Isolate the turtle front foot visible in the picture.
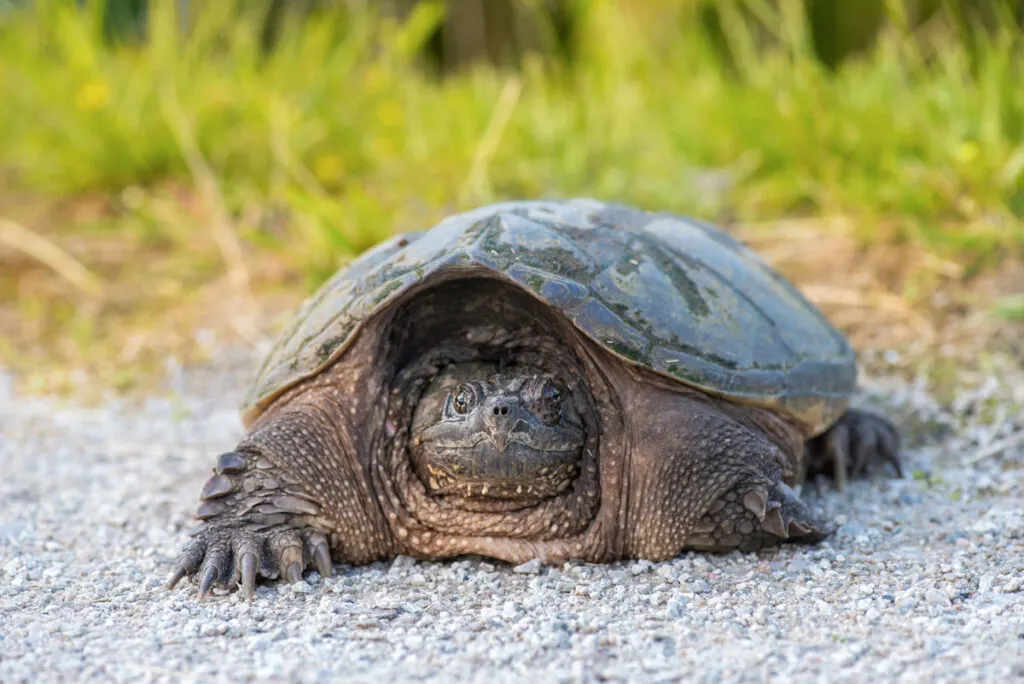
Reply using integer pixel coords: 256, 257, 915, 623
168, 451, 333, 600
168, 522, 332, 600
806, 409, 902, 490
686, 480, 833, 552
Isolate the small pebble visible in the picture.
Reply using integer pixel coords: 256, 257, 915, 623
631, 560, 653, 575
513, 559, 543, 575
656, 565, 678, 581
390, 555, 417, 573
925, 589, 950, 606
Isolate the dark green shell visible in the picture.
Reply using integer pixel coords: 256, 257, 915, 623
242, 199, 855, 434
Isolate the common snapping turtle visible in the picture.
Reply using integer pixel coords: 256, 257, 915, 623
169, 199, 901, 598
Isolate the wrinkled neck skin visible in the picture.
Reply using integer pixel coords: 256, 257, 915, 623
377, 277, 609, 544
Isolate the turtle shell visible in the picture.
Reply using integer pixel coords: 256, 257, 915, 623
242, 199, 855, 434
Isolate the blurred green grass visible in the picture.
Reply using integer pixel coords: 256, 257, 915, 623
0, 1, 1023, 394
2, 0, 1022, 284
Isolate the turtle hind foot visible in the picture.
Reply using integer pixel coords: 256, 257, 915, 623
805, 409, 902, 491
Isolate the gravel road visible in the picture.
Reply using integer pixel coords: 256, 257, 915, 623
1, 352, 1022, 683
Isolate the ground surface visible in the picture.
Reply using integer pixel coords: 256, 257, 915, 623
1, 351, 1022, 684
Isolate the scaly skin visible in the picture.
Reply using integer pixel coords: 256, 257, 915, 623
168, 279, 901, 599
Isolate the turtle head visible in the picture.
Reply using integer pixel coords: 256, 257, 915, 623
409, 363, 585, 501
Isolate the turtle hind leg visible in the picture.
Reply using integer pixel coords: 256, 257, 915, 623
805, 409, 902, 491
684, 480, 834, 553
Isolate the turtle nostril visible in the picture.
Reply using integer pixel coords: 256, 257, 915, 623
492, 405, 510, 416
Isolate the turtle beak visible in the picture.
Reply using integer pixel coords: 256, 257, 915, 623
491, 428, 514, 452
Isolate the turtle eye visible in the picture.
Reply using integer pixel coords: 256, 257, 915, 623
450, 385, 474, 416
531, 379, 564, 426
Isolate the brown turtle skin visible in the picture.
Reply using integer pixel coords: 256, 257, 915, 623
168, 200, 901, 599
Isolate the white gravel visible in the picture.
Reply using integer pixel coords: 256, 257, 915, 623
1, 354, 1022, 683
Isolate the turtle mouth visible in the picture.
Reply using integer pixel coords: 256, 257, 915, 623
414, 442, 582, 500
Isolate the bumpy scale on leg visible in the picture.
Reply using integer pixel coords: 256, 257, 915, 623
805, 408, 902, 491
168, 450, 333, 599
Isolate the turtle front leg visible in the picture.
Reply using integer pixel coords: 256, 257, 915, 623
678, 409, 902, 552
168, 409, 391, 599
805, 409, 902, 491
622, 389, 831, 559
168, 447, 334, 599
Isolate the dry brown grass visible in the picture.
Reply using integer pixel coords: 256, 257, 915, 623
2, 199, 1020, 402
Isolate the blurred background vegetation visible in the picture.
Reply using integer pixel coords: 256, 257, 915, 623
0, 0, 1022, 393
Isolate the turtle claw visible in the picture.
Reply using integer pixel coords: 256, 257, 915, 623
198, 562, 220, 598
196, 542, 231, 598
168, 538, 204, 590
284, 562, 303, 584
789, 520, 813, 536
238, 551, 259, 600
742, 488, 768, 520
762, 482, 831, 542
270, 531, 306, 584
308, 533, 333, 579
762, 507, 787, 537
167, 565, 189, 591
